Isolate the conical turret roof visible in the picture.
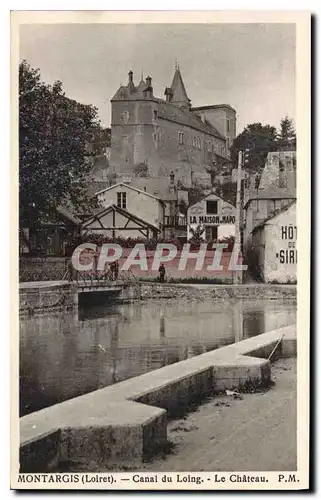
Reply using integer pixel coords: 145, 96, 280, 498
170, 66, 190, 107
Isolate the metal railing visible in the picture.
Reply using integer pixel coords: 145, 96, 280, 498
65, 266, 139, 286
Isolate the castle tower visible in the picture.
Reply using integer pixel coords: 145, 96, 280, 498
191, 104, 237, 152
110, 70, 159, 175
109, 67, 235, 182
166, 65, 191, 110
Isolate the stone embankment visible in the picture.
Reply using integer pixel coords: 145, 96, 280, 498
19, 280, 296, 316
19, 324, 296, 472
139, 282, 296, 301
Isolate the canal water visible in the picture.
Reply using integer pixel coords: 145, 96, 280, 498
20, 298, 296, 417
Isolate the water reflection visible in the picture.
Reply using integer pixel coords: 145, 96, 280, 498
20, 298, 296, 416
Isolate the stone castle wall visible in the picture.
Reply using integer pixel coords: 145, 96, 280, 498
110, 99, 228, 186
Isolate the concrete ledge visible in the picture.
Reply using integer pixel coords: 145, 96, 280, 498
20, 429, 61, 473
20, 324, 296, 471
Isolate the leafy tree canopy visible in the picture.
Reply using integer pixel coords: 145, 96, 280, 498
276, 116, 296, 151
205, 153, 231, 187
219, 181, 237, 206
19, 60, 102, 225
230, 122, 278, 174
133, 162, 149, 178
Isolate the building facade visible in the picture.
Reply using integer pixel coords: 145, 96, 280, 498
95, 182, 165, 236
251, 201, 296, 283
187, 192, 236, 242
110, 67, 236, 187
81, 204, 160, 240
127, 174, 188, 239
243, 151, 296, 253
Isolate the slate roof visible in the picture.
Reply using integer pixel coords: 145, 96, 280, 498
252, 200, 296, 233
129, 177, 177, 201
157, 101, 224, 139
188, 190, 236, 209
94, 181, 166, 204
170, 67, 190, 106
56, 206, 82, 225
244, 187, 296, 207
111, 69, 225, 140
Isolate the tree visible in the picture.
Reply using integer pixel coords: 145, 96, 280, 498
219, 181, 237, 206
276, 116, 296, 151
133, 162, 149, 177
230, 123, 278, 174
187, 182, 205, 206
19, 60, 101, 226
89, 127, 111, 154
188, 224, 205, 244
205, 153, 231, 188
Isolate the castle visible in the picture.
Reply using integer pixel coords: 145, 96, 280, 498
109, 65, 237, 188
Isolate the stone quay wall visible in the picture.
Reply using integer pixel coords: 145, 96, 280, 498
19, 325, 296, 472
19, 281, 296, 316
19, 282, 78, 316
19, 281, 142, 317
139, 282, 297, 302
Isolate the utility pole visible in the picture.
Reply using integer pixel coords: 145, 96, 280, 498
233, 150, 243, 284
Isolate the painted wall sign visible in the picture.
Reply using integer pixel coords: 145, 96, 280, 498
276, 224, 297, 264
187, 194, 236, 240
189, 215, 236, 225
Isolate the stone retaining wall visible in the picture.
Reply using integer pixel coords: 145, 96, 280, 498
19, 283, 78, 316
139, 282, 297, 301
19, 281, 296, 316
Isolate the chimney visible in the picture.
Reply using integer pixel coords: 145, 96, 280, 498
169, 171, 176, 195
164, 87, 173, 103
128, 70, 133, 83
143, 76, 153, 98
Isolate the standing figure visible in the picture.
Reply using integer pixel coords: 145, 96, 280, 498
114, 260, 119, 281
110, 261, 119, 281
110, 262, 116, 281
66, 257, 74, 282
159, 264, 166, 283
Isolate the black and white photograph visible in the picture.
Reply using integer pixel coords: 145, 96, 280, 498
11, 10, 310, 491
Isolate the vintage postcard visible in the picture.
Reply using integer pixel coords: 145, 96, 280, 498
11, 10, 310, 491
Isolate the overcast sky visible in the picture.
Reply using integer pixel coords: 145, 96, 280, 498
20, 23, 295, 133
